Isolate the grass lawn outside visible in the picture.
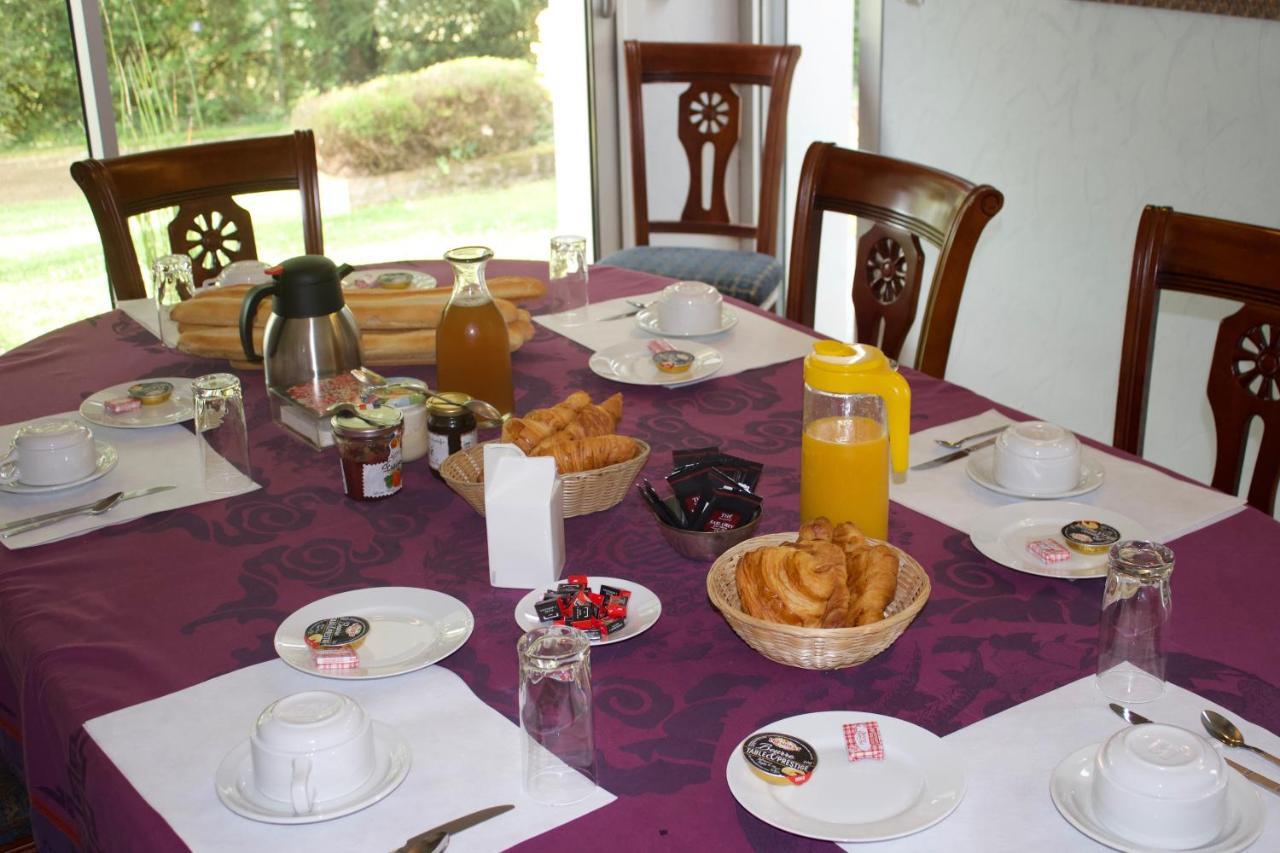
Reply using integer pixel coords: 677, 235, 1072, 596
0, 174, 558, 354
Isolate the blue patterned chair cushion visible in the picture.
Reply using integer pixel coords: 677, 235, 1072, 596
598, 246, 783, 306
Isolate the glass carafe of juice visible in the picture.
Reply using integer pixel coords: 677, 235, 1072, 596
800, 341, 910, 540
437, 245, 515, 414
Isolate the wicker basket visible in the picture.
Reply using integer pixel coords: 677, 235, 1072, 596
439, 439, 651, 518
706, 532, 931, 670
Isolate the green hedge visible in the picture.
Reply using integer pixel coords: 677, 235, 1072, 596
293, 57, 551, 175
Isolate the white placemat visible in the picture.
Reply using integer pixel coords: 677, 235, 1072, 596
0, 412, 259, 549
85, 661, 616, 852
892, 410, 1245, 542
534, 291, 817, 385
846, 675, 1279, 851
117, 298, 162, 338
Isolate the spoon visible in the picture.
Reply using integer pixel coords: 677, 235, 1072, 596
0, 491, 124, 539
1201, 710, 1280, 768
326, 403, 391, 426
934, 424, 1007, 449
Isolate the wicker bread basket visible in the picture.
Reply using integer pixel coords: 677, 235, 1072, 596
439, 439, 651, 518
706, 532, 930, 670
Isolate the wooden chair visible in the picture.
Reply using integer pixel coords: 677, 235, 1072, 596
599, 41, 801, 307
1114, 205, 1280, 514
785, 142, 1003, 379
71, 131, 323, 302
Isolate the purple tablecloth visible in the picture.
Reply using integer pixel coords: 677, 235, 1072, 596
0, 262, 1276, 851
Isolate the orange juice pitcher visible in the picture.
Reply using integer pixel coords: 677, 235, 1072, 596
800, 341, 910, 540
437, 245, 515, 414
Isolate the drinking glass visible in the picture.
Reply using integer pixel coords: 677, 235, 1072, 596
1096, 540, 1174, 703
548, 235, 589, 325
153, 254, 194, 347
518, 625, 596, 805
193, 373, 252, 494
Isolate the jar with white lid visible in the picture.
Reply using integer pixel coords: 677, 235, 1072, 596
366, 385, 428, 462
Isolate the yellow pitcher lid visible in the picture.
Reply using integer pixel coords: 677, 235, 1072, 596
804, 341, 892, 392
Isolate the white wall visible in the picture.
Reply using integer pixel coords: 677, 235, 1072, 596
878, 0, 1280, 488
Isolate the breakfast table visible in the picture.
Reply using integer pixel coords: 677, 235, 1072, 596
0, 260, 1277, 852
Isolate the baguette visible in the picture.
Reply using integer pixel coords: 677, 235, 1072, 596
172, 287, 521, 330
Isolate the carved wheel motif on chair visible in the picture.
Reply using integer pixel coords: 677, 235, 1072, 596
675, 83, 740, 224
688, 89, 731, 136
865, 236, 910, 305
1231, 323, 1280, 401
852, 222, 924, 358
167, 196, 259, 278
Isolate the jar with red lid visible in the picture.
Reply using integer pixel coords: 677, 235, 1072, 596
331, 406, 404, 500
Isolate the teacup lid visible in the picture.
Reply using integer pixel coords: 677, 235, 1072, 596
997, 421, 1080, 460
16, 419, 92, 450
1098, 724, 1226, 800
664, 281, 720, 301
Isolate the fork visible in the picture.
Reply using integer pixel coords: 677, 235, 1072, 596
934, 424, 1007, 449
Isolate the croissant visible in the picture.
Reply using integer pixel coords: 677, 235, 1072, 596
847, 544, 898, 626
798, 517, 833, 542
736, 542, 848, 628
534, 434, 638, 474
501, 417, 556, 454
526, 391, 591, 430
532, 403, 616, 450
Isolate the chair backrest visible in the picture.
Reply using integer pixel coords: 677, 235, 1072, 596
622, 40, 800, 256
785, 142, 1003, 379
71, 131, 323, 302
1114, 205, 1280, 514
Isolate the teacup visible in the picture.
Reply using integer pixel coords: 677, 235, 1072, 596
992, 422, 1081, 494
1090, 723, 1228, 849
0, 420, 97, 486
656, 281, 722, 335
249, 691, 376, 815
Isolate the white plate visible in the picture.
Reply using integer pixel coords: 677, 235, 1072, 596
274, 587, 474, 680
0, 440, 117, 494
80, 377, 195, 429
513, 575, 662, 645
966, 447, 1106, 499
968, 501, 1150, 580
1050, 744, 1263, 853
635, 306, 738, 337
341, 268, 438, 291
215, 721, 411, 824
589, 340, 724, 386
726, 711, 965, 843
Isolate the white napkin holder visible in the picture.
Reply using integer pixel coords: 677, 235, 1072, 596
483, 443, 565, 588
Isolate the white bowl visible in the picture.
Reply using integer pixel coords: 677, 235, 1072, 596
1090, 723, 1228, 849
992, 422, 1081, 495
656, 281, 722, 335
249, 691, 376, 815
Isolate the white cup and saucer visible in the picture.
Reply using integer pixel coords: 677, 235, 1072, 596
215, 690, 411, 824
1050, 723, 1264, 851
0, 419, 117, 494
966, 421, 1104, 499
636, 281, 737, 337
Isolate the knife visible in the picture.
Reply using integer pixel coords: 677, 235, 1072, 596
394, 804, 514, 853
0, 486, 176, 537
1109, 703, 1280, 797
911, 437, 997, 470
599, 306, 644, 322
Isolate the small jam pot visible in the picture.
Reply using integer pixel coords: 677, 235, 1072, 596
331, 406, 404, 500
427, 392, 478, 477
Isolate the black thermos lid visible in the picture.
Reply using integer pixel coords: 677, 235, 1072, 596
266, 255, 351, 318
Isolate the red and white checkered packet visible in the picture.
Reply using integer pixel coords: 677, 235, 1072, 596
843, 721, 885, 762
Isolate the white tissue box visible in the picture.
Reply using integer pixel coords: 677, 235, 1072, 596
483, 443, 565, 589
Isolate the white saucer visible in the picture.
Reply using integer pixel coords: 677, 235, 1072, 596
513, 576, 662, 645
275, 587, 474, 680
589, 340, 724, 386
215, 721, 411, 824
726, 711, 964, 842
635, 306, 738, 337
968, 501, 1150, 580
1050, 744, 1263, 853
0, 441, 118, 494
342, 268, 437, 291
80, 377, 195, 429
966, 447, 1105, 499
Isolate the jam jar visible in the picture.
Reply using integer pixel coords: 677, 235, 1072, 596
427, 392, 478, 477
367, 385, 428, 462
331, 406, 404, 500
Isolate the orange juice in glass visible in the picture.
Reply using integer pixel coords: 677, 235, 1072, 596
799, 342, 910, 541
801, 414, 890, 539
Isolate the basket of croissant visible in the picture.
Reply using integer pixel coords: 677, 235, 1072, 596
438, 389, 650, 518
706, 517, 931, 670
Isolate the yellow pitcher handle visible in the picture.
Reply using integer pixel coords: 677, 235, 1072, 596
862, 370, 912, 472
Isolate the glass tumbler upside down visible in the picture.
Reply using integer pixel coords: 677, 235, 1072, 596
1096, 540, 1174, 704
